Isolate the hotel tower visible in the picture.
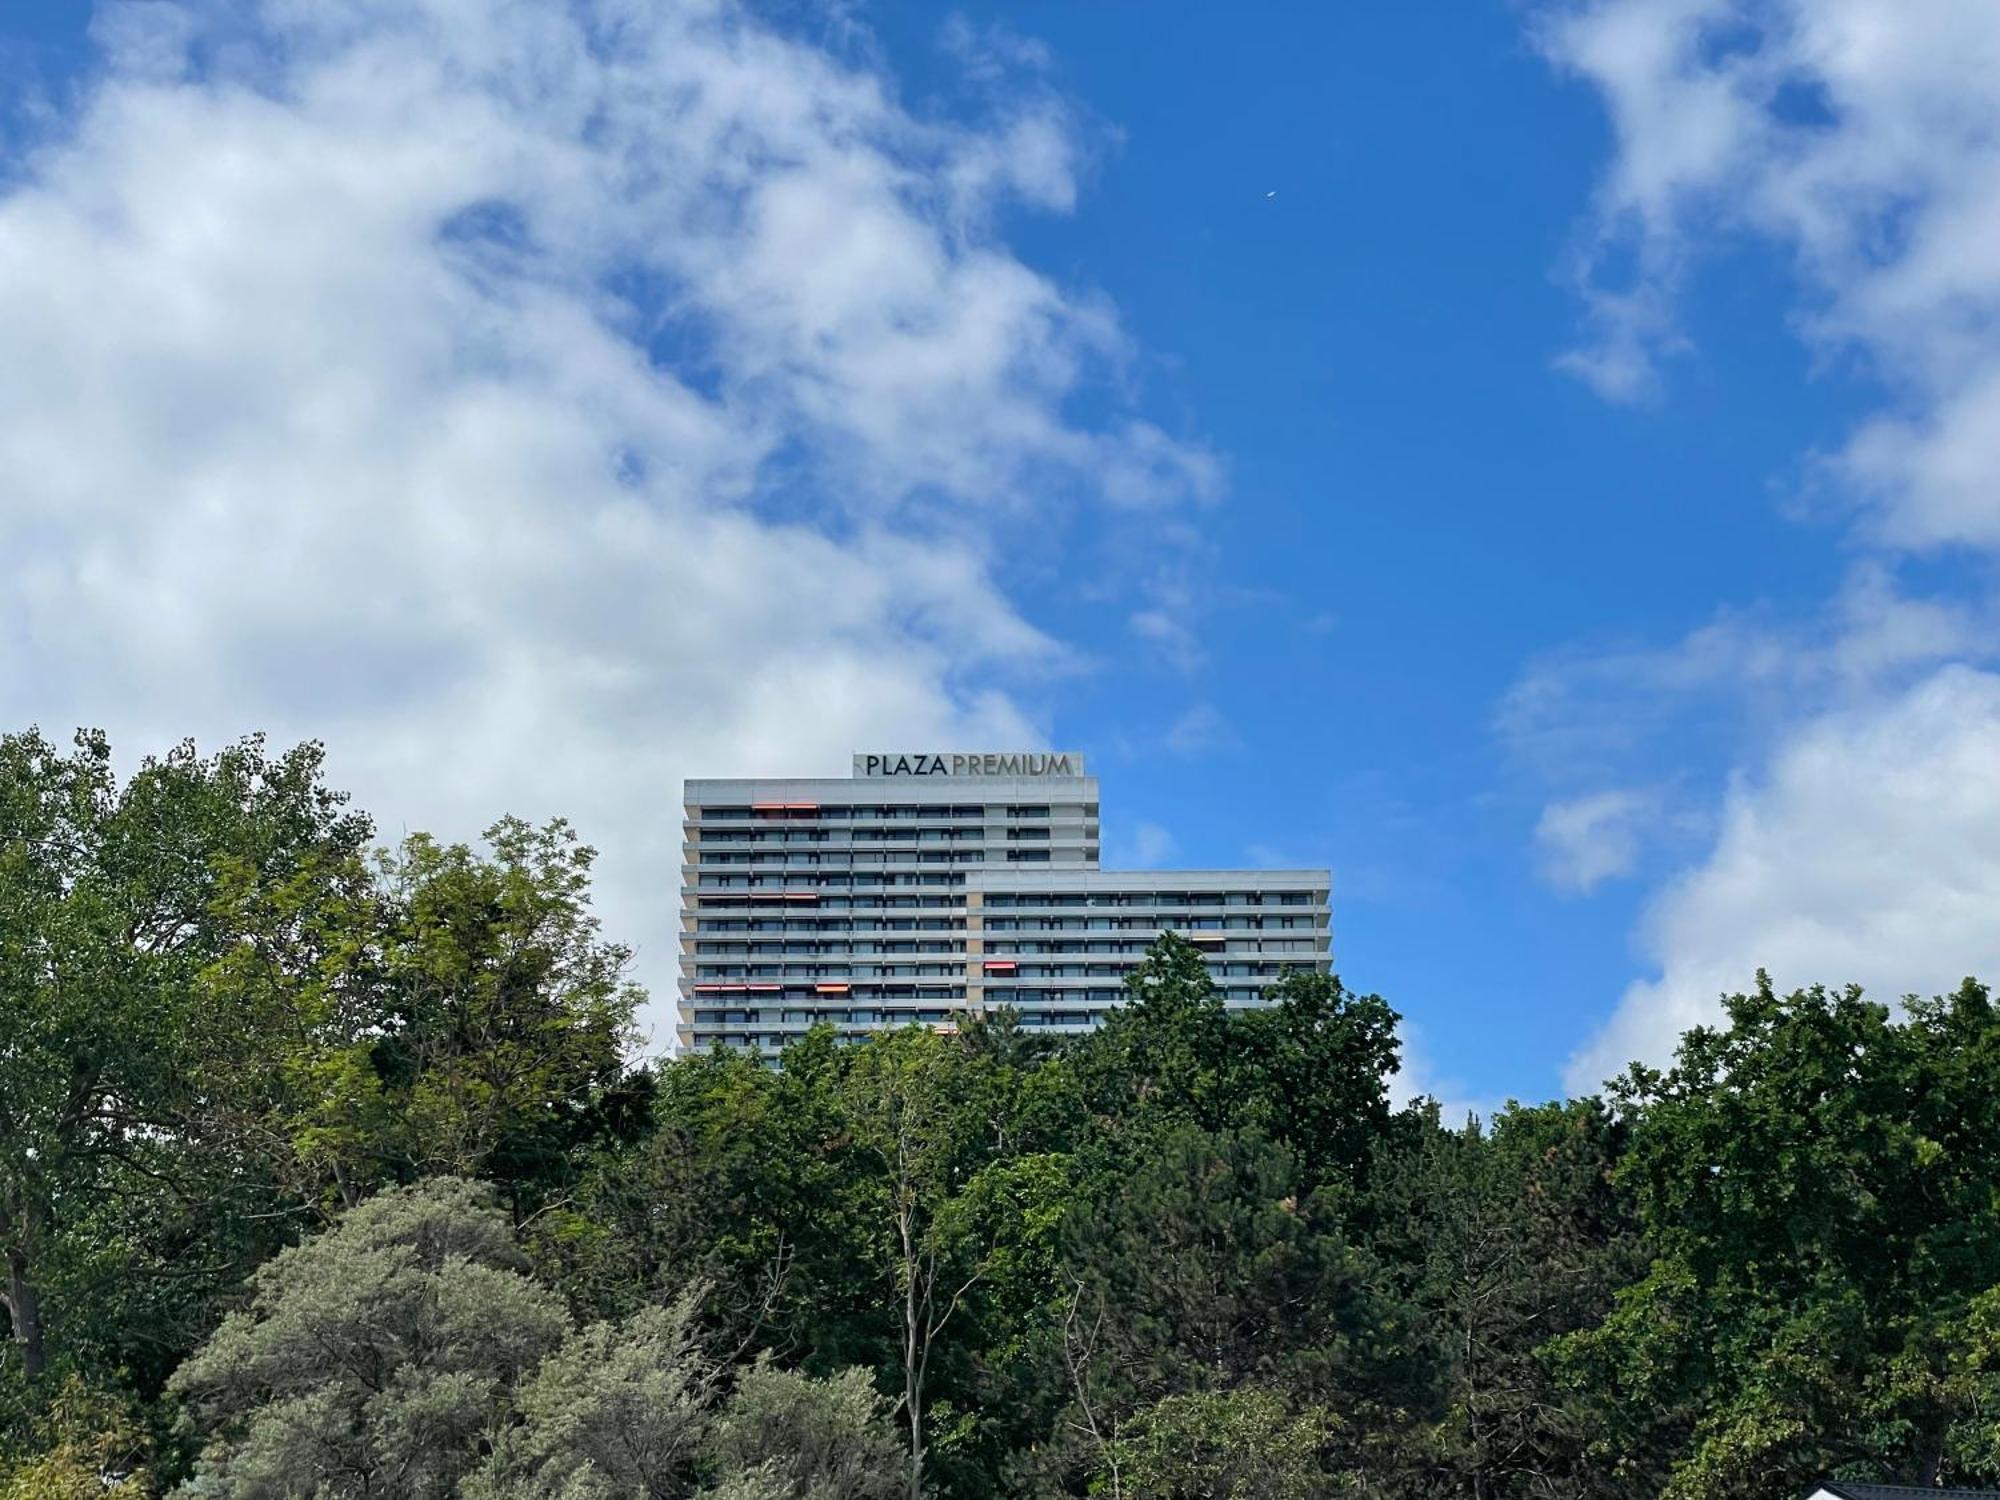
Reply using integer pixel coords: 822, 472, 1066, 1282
679, 752, 1331, 1056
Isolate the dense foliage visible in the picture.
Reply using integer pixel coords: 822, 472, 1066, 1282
6, 728, 2000, 1497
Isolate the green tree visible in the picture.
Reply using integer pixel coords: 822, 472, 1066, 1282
208, 816, 648, 1214
834, 1028, 1007, 1500
1551, 974, 2000, 1497
1058, 1124, 1408, 1493
469, 1292, 718, 1500
707, 1360, 903, 1500
1072, 935, 1239, 1133
374, 818, 643, 1195
168, 1178, 570, 1500
1362, 1100, 1637, 1500
1235, 970, 1401, 1191
538, 1037, 885, 1374
0, 1375, 152, 1500
1107, 1387, 1334, 1500
0, 728, 370, 1384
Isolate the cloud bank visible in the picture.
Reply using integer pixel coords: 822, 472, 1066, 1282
0, 0, 1215, 1046
1539, 0, 2000, 1088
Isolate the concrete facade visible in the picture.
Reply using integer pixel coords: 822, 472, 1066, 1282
679, 754, 1331, 1055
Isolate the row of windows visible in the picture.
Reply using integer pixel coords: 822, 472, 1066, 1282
699, 824, 1065, 844
689, 983, 964, 1001
693, 1007, 960, 1026
691, 947, 1316, 978
699, 804, 1083, 821
695, 878, 1319, 901
993, 960, 1292, 980
697, 873, 969, 891
696, 856, 1064, 880
696, 963, 967, 980
989, 937, 1316, 957
993, 986, 1274, 1005
691, 1033, 970, 1057
695, 850, 1066, 867
690, 940, 1323, 959
980, 915, 1315, 933
694, 940, 967, 955
980, 890, 1321, 909
700, 851, 993, 867
691, 924, 1323, 945
687, 1009, 1119, 1049
695, 914, 960, 932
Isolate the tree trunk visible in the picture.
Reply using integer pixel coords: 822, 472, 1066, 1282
1, 1223, 46, 1378
903, 1202, 924, 1500
905, 1362, 922, 1500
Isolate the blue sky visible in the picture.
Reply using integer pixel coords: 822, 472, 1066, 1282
5, 0, 1999, 1108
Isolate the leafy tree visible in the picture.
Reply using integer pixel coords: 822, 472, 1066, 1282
1234, 970, 1401, 1191
1057, 1123, 1409, 1494
1551, 975, 2000, 1497
707, 1360, 902, 1500
374, 818, 644, 1195
168, 1178, 569, 1500
0, 1375, 151, 1500
0, 728, 370, 1384
1071, 934, 1239, 1133
1362, 1100, 1637, 1500
208, 817, 647, 1214
469, 1291, 718, 1500
1106, 1387, 1335, 1500
537, 1036, 888, 1379
834, 1027, 1007, 1500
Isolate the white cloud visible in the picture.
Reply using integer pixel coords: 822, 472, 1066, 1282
1541, 0, 2000, 546
1535, 788, 1657, 894
1129, 604, 1203, 673
1538, 0, 2000, 1085
1566, 666, 2000, 1090
1164, 702, 1233, 757
1501, 563, 1990, 785
0, 0, 1214, 1048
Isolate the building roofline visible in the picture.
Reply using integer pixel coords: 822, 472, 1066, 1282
685, 776, 1097, 797
968, 867, 1328, 886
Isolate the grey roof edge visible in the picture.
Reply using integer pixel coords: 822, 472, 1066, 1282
1814, 1483, 2000, 1499
966, 867, 1330, 884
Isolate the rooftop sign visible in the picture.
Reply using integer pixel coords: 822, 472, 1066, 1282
852, 752, 1086, 778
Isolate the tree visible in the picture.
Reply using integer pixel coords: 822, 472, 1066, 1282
469, 1292, 719, 1500
1235, 970, 1401, 1191
537, 1035, 887, 1380
1361, 1100, 1637, 1500
1550, 975, 2000, 1497
0, 728, 371, 1384
374, 818, 643, 1195
834, 1028, 1004, 1500
208, 816, 648, 1214
1106, 1387, 1334, 1500
707, 1360, 903, 1500
168, 1178, 570, 1500
0, 1375, 151, 1500
1069, 945, 1404, 1195
1071, 934, 1239, 1133
1059, 1123, 1409, 1493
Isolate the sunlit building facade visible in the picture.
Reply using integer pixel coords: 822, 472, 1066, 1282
679, 753, 1331, 1056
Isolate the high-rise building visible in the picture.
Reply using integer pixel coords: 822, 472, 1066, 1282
679, 752, 1331, 1056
